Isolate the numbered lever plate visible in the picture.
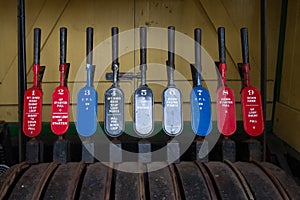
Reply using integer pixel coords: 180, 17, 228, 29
162, 87, 183, 136
23, 88, 43, 137
104, 87, 124, 137
241, 86, 264, 136
134, 86, 154, 136
76, 86, 98, 136
51, 86, 70, 135
216, 86, 236, 136
190, 87, 212, 136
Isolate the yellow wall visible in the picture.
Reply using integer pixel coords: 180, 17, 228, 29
0, 0, 281, 123
274, 0, 300, 152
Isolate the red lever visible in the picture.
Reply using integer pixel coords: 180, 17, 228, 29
242, 63, 251, 87
59, 63, 68, 87
218, 62, 227, 85
33, 64, 40, 88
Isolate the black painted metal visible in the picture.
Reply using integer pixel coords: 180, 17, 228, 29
218, 27, 226, 64
235, 162, 285, 199
115, 163, 142, 200
221, 139, 236, 162
43, 162, 85, 199
261, 0, 267, 162
147, 162, 177, 199
79, 163, 109, 199
0, 162, 30, 199
26, 139, 43, 163
175, 162, 211, 199
241, 28, 249, 64
86, 27, 93, 66
224, 160, 255, 199
252, 160, 290, 199
204, 162, 249, 199
17, 0, 27, 163
33, 28, 41, 65
195, 161, 218, 199
60, 27, 67, 65
53, 139, 70, 163
262, 162, 300, 198
1, 161, 298, 199
32, 162, 58, 199
9, 163, 49, 199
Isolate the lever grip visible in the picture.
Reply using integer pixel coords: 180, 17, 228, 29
112, 27, 119, 65
140, 27, 147, 65
60, 27, 67, 64
194, 28, 201, 71
218, 27, 226, 63
168, 26, 175, 69
86, 27, 93, 65
240, 27, 249, 64
34, 28, 41, 65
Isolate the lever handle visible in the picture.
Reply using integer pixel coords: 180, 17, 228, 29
193, 28, 202, 86
34, 28, 41, 65
60, 27, 67, 64
168, 26, 175, 69
218, 27, 226, 63
194, 28, 201, 72
140, 27, 147, 65
112, 27, 119, 65
240, 27, 249, 64
86, 27, 93, 65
